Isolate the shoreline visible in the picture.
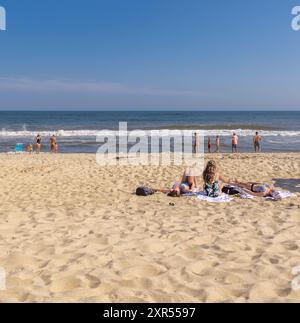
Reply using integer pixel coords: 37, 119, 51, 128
1, 151, 300, 155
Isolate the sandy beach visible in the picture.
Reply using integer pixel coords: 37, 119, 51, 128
0, 152, 300, 303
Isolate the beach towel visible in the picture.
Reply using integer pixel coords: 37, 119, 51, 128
183, 188, 295, 202
181, 191, 198, 197
266, 191, 296, 201
196, 192, 233, 203
240, 192, 254, 199
222, 185, 254, 199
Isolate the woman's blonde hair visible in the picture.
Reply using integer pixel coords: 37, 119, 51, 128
203, 160, 218, 184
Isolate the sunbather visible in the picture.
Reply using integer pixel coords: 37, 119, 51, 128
230, 180, 275, 197
155, 169, 199, 197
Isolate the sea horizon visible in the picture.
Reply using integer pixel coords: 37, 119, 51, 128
0, 109, 299, 112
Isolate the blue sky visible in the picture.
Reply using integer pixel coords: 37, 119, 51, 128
0, 0, 299, 110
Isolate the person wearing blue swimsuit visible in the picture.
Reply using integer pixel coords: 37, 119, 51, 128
231, 181, 274, 197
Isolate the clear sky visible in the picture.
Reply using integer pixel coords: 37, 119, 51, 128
0, 0, 299, 110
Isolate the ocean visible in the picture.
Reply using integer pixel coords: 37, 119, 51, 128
0, 111, 299, 153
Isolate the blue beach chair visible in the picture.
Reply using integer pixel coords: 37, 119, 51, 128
15, 143, 23, 153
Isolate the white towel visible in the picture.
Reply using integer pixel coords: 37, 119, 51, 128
196, 192, 233, 203
181, 192, 198, 197
238, 192, 254, 199
266, 191, 296, 201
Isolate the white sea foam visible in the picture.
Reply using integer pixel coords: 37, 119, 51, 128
0, 129, 299, 138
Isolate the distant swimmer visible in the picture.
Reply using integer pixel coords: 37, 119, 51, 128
253, 132, 262, 152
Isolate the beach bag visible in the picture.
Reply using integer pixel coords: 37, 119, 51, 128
136, 186, 155, 196
222, 185, 244, 196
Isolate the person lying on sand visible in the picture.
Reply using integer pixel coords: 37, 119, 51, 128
155, 169, 199, 197
230, 181, 275, 197
203, 160, 229, 197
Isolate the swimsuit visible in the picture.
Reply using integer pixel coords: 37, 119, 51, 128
251, 184, 268, 193
180, 182, 190, 193
172, 182, 190, 194
204, 181, 220, 197
232, 136, 238, 149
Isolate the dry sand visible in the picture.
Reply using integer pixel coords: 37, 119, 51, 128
0, 152, 300, 303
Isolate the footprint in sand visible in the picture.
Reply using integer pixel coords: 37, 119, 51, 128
49, 276, 83, 293
85, 274, 101, 289
121, 264, 167, 279
189, 261, 219, 276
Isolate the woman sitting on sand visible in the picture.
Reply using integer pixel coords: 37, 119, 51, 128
203, 160, 229, 197
230, 180, 275, 197
155, 161, 229, 198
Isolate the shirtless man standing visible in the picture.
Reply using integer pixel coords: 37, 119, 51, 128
253, 132, 262, 152
232, 133, 238, 153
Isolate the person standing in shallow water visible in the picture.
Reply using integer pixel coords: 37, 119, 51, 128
215, 136, 221, 153
207, 137, 212, 154
253, 132, 262, 152
35, 134, 42, 154
50, 135, 57, 153
232, 133, 238, 153
26, 143, 33, 153
193, 132, 199, 153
